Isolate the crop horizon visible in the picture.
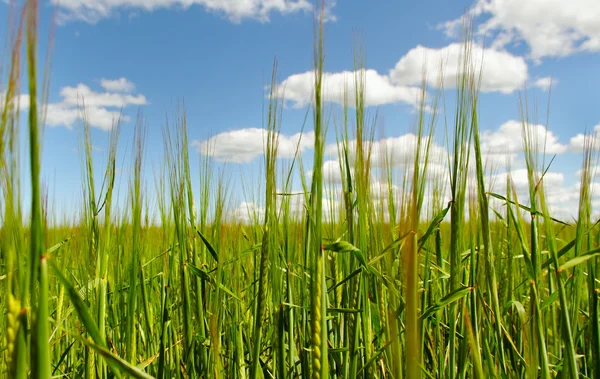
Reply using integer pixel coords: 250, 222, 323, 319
2, 1, 600, 379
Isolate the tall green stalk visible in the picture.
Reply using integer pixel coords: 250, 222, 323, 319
520, 95, 551, 379
577, 133, 599, 378
26, 1, 51, 377
469, 53, 506, 374
309, 4, 328, 378
447, 34, 473, 379
125, 115, 146, 364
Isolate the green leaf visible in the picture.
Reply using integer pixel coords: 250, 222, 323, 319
504, 300, 527, 324
374, 231, 412, 262
52, 341, 75, 375
324, 240, 360, 254
357, 338, 395, 375
541, 290, 560, 311
186, 263, 214, 284
420, 286, 473, 320
50, 260, 124, 379
542, 237, 576, 269
50, 260, 104, 346
418, 203, 450, 250
343, 144, 353, 192
71, 333, 154, 379
46, 235, 73, 255
218, 283, 243, 303
327, 307, 362, 314
196, 229, 219, 263
324, 241, 368, 269
558, 247, 600, 272
327, 267, 362, 294
275, 192, 306, 196
487, 192, 569, 225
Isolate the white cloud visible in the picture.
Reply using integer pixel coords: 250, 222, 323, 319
406, 162, 450, 183
322, 160, 345, 184
53, 0, 320, 24
486, 168, 580, 221
192, 128, 315, 163
576, 167, 591, 178
100, 77, 135, 92
59, 84, 146, 108
0, 78, 147, 131
0, 93, 31, 109
278, 69, 423, 108
389, 43, 528, 94
46, 80, 146, 131
569, 124, 600, 152
229, 201, 265, 224
279, 41, 534, 109
532, 77, 556, 91
2, 80, 145, 131
481, 121, 567, 161
440, 0, 600, 60
325, 133, 448, 169
490, 168, 564, 193
228, 192, 340, 223
45, 103, 125, 131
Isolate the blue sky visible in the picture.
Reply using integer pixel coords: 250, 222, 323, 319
2, 0, 600, 222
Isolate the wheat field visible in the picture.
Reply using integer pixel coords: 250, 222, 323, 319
1, 1, 599, 378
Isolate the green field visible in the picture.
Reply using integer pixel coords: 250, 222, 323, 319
2, 2, 600, 378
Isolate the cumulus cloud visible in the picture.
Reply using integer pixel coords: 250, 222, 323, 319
489, 168, 564, 193
481, 121, 567, 163
52, 0, 325, 24
192, 128, 315, 163
278, 69, 423, 108
49, 81, 146, 131
389, 43, 528, 94
228, 193, 340, 223
1, 79, 146, 131
322, 160, 345, 184
229, 201, 265, 224
58, 84, 146, 108
324, 133, 448, 169
533, 77, 556, 91
406, 162, 450, 183
279, 41, 534, 109
485, 168, 600, 222
439, 0, 600, 61
100, 77, 136, 92
0, 93, 31, 109
569, 124, 600, 152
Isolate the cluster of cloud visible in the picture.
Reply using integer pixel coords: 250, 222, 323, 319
191, 128, 315, 163
276, 43, 552, 110
193, 119, 600, 166
227, 191, 342, 223
485, 168, 600, 222
569, 124, 600, 152
197, 118, 600, 223
439, 0, 600, 61
482, 121, 600, 157
479, 120, 567, 167
0, 93, 31, 109
47, 78, 146, 131
227, 162, 597, 224
323, 133, 448, 168
2, 78, 146, 131
52, 0, 330, 24
276, 0, 600, 109
389, 43, 531, 94
278, 69, 424, 108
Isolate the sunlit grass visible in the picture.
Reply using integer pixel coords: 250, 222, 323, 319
1, 1, 600, 379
